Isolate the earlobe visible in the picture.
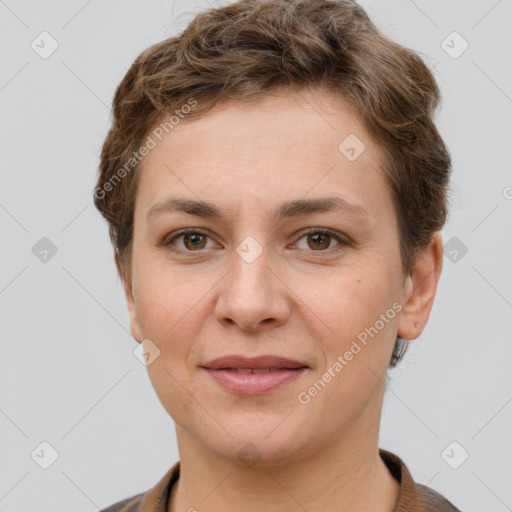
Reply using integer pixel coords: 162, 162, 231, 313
397, 232, 444, 341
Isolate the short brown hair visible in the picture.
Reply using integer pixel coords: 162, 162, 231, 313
94, 0, 452, 367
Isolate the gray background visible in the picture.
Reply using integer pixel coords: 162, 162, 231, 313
1, 1, 511, 510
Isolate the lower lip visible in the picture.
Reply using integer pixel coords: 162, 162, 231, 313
202, 368, 308, 395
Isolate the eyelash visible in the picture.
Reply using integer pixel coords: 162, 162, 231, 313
165, 227, 350, 255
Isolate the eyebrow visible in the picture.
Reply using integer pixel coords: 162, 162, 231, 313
146, 196, 372, 223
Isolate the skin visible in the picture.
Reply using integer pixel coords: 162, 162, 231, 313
120, 87, 443, 512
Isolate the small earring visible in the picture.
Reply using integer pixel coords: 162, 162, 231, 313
414, 321, 421, 329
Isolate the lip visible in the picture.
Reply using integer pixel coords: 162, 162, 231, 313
200, 355, 309, 395
202, 367, 308, 395
201, 355, 309, 370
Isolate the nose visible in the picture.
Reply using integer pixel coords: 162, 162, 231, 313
215, 247, 291, 331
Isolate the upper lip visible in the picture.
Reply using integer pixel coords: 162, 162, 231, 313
201, 355, 309, 370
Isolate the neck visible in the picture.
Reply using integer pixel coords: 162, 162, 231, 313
168, 399, 400, 512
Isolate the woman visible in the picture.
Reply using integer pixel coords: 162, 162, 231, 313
95, 0, 460, 510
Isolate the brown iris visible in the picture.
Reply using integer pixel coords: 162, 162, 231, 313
183, 233, 207, 250
307, 232, 331, 250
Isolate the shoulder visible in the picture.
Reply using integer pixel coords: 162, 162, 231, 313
99, 461, 180, 512
417, 483, 462, 511
99, 492, 144, 512
379, 448, 462, 511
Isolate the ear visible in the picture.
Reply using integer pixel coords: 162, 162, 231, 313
115, 252, 143, 344
397, 231, 443, 341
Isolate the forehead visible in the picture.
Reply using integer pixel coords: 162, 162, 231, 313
135, 88, 391, 222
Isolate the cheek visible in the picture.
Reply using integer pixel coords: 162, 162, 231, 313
136, 270, 205, 419
292, 262, 399, 366
299, 263, 393, 328
132, 260, 216, 384
294, 269, 397, 428
132, 255, 206, 337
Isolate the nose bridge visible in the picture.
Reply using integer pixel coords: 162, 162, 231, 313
229, 240, 273, 308
215, 237, 289, 330
232, 240, 270, 296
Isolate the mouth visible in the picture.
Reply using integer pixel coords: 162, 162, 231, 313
201, 354, 309, 370
212, 367, 306, 373
200, 355, 309, 395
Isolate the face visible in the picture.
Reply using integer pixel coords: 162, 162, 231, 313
124, 88, 429, 466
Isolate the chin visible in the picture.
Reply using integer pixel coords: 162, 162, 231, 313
194, 421, 311, 467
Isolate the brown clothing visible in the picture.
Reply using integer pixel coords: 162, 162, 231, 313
100, 448, 461, 511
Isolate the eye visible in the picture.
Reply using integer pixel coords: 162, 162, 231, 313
166, 229, 216, 251
294, 228, 348, 252
165, 227, 350, 254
